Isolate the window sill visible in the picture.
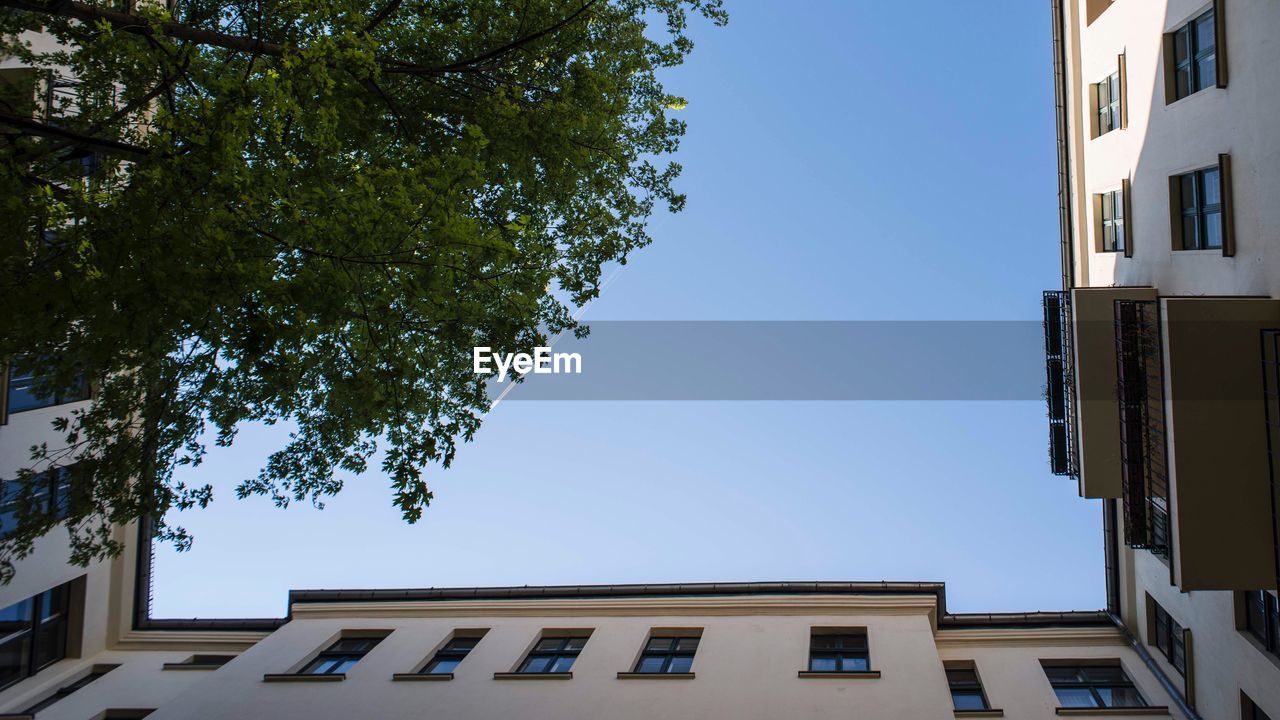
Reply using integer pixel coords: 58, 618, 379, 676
616, 672, 695, 679
392, 672, 453, 681
956, 711, 1004, 718
493, 672, 572, 680
162, 663, 223, 671
263, 673, 345, 683
796, 670, 881, 679
1055, 708, 1169, 717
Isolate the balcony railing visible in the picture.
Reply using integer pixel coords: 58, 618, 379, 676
1260, 330, 1280, 591
1114, 299, 1170, 556
1043, 290, 1078, 477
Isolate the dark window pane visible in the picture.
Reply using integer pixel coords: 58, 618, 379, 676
1081, 666, 1127, 683
1203, 210, 1222, 249
1196, 57, 1216, 90
839, 654, 869, 672
302, 658, 339, 675
675, 638, 699, 653
1181, 174, 1197, 209
563, 637, 587, 651
1056, 687, 1100, 708
1176, 68, 1191, 97
1196, 14, 1215, 54
953, 691, 988, 711
534, 639, 562, 653
667, 655, 693, 673
446, 638, 478, 652
1183, 216, 1200, 248
1044, 667, 1083, 683
549, 655, 576, 673
1174, 28, 1190, 63
810, 636, 837, 650
1099, 686, 1147, 708
1203, 168, 1221, 206
809, 656, 837, 672
636, 656, 665, 673
425, 658, 459, 674
946, 669, 980, 687
331, 658, 359, 674
520, 656, 551, 673
646, 638, 673, 653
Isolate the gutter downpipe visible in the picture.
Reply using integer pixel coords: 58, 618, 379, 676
1109, 612, 1202, 720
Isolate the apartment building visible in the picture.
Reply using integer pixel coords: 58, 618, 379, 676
0, 536, 1194, 720
1044, 0, 1280, 718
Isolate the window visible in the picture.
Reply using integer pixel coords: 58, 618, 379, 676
5, 359, 89, 415
1244, 590, 1280, 661
518, 636, 587, 674
1243, 691, 1275, 720
422, 636, 480, 675
0, 582, 73, 691
1095, 72, 1121, 136
1169, 9, 1217, 101
0, 466, 76, 540
947, 667, 991, 711
808, 631, 869, 672
299, 636, 384, 675
1149, 599, 1187, 675
1044, 664, 1147, 709
24, 664, 118, 714
1175, 166, 1222, 250
634, 635, 699, 674
1099, 188, 1126, 253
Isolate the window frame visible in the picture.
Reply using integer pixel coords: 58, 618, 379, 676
633, 635, 700, 674
3, 358, 90, 417
0, 582, 74, 692
1094, 71, 1121, 137
946, 666, 992, 711
1148, 599, 1187, 676
1170, 9, 1217, 101
1043, 663, 1149, 709
297, 635, 385, 676
1243, 590, 1280, 661
1099, 188, 1126, 253
807, 630, 870, 673
1176, 165, 1223, 250
420, 635, 482, 675
516, 635, 588, 674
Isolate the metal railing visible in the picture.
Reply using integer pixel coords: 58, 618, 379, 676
1114, 299, 1170, 556
1044, 290, 1079, 477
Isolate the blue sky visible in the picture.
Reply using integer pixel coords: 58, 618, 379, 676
153, 0, 1103, 617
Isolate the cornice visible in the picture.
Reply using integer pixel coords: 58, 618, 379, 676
935, 625, 1127, 648
288, 593, 941, 621
111, 629, 269, 651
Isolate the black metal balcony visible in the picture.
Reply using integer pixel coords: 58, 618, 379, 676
1043, 291, 1078, 477
1114, 299, 1170, 556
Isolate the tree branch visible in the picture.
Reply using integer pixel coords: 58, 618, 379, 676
0, 111, 151, 159
382, 0, 599, 75
0, 0, 290, 56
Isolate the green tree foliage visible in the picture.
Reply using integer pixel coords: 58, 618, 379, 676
0, 0, 725, 581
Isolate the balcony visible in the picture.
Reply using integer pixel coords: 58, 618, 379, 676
1114, 300, 1170, 558
1061, 287, 1157, 499
1043, 291, 1077, 478
1159, 297, 1280, 591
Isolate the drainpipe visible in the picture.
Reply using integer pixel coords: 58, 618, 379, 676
1109, 613, 1201, 720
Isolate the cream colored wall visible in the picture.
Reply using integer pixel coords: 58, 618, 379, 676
1133, 550, 1280, 720
1065, 1, 1280, 717
1075, 0, 1280, 296
0, 598, 1187, 720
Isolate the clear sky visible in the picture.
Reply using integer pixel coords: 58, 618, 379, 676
153, 0, 1103, 618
